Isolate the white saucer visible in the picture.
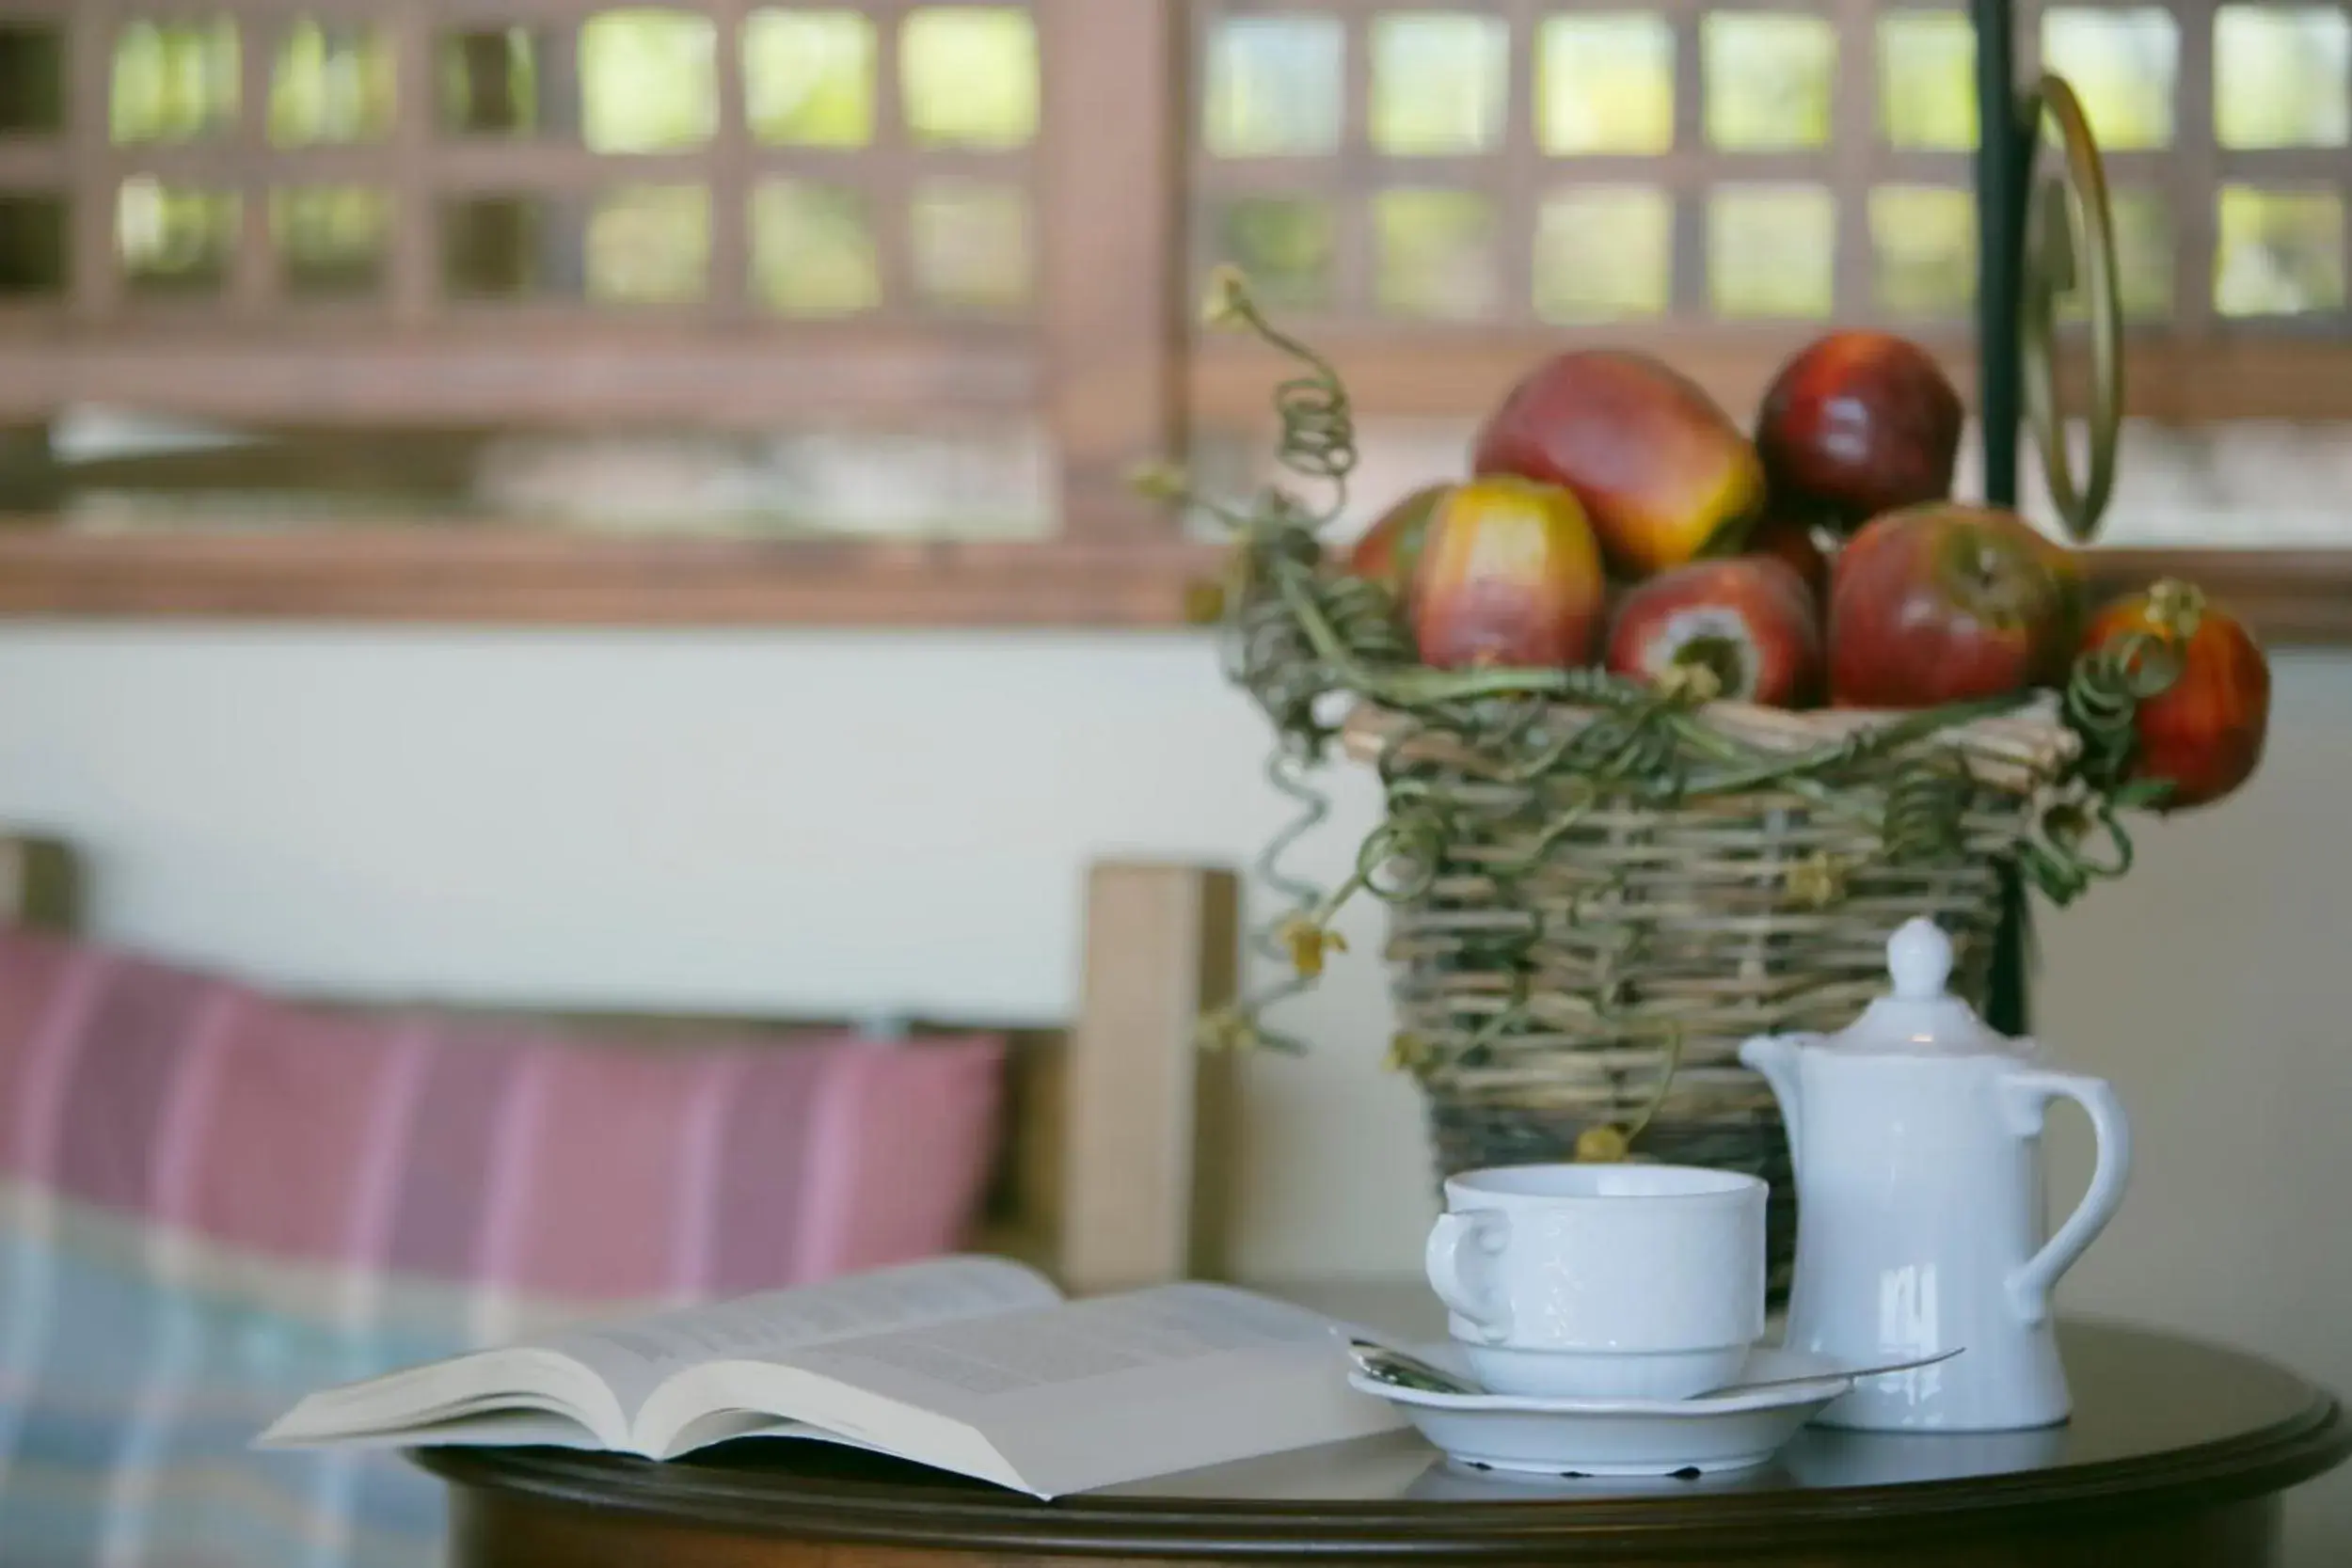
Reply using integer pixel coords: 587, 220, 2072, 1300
1350, 1343, 1853, 1478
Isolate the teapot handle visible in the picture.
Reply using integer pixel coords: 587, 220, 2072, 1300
1999, 1070, 2132, 1324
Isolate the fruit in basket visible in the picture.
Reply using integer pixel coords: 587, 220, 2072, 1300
1744, 510, 1833, 607
1828, 503, 2081, 707
1471, 350, 1765, 579
1348, 483, 1449, 605
1410, 477, 1605, 670
2084, 580, 2270, 809
1756, 333, 1963, 530
1606, 558, 1822, 707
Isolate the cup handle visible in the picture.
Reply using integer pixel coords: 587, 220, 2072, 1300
2001, 1069, 2132, 1325
1424, 1211, 1512, 1343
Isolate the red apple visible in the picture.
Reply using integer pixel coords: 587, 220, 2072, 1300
1744, 509, 1832, 608
1348, 483, 1448, 607
1756, 332, 1963, 531
1473, 349, 1764, 579
1829, 503, 2081, 708
1411, 477, 1605, 670
1607, 558, 1822, 707
2084, 579, 2269, 809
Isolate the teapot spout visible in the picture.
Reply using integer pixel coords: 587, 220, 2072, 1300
1739, 1035, 1814, 1174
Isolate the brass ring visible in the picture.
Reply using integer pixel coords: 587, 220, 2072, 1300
2018, 72, 2122, 544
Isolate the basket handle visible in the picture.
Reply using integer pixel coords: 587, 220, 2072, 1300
2019, 71, 2123, 544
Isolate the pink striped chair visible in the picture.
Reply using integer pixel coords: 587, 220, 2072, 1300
0, 847, 1232, 1568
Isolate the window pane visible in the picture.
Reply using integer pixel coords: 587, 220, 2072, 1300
1212, 196, 1337, 311
273, 186, 389, 297
1372, 11, 1507, 154
1535, 186, 1670, 322
753, 181, 880, 315
912, 182, 1030, 311
745, 9, 875, 146
1538, 14, 1674, 153
1375, 189, 1495, 320
2108, 189, 2173, 322
442, 196, 558, 298
580, 10, 718, 151
1203, 15, 1343, 156
1706, 14, 1834, 150
271, 22, 394, 147
2217, 186, 2344, 316
588, 184, 708, 303
0, 194, 68, 296
1871, 184, 1974, 317
902, 8, 1038, 149
112, 19, 239, 145
0, 24, 66, 135
118, 179, 237, 295
1879, 11, 1977, 150
1709, 185, 1834, 317
2215, 8, 2349, 150
439, 28, 552, 135
2041, 8, 2176, 150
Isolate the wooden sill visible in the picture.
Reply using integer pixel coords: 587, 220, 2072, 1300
0, 527, 2340, 646
0, 527, 1231, 627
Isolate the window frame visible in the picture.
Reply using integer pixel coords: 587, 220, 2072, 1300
0, 0, 2343, 643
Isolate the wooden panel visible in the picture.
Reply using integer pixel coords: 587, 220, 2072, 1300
0, 527, 2341, 642
1194, 329, 2352, 427
0, 326, 1035, 427
0, 529, 1230, 626
1037, 0, 1186, 540
1058, 863, 1239, 1294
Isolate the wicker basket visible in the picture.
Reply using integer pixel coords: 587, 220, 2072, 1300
1343, 694, 2082, 1296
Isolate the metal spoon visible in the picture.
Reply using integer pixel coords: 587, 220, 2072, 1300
1344, 1336, 1963, 1400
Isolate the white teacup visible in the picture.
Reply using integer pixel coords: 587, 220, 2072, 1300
1424, 1163, 1767, 1401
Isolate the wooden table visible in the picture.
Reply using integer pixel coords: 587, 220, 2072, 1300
421, 1321, 2350, 1566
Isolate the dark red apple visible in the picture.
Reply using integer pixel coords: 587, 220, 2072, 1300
1829, 503, 2081, 708
1744, 509, 1832, 608
1756, 332, 1963, 531
1607, 558, 1822, 707
2084, 579, 2269, 809
1412, 477, 1606, 669
1347, 483, 1449, 607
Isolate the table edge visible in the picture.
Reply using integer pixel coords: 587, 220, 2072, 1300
418, 1391, 2352, 1560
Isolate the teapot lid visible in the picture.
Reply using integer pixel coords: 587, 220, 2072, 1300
1823, 919, 2021, 1057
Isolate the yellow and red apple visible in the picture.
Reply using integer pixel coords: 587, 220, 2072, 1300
1410, 477, 1606, 670
1472, 350, 1764, 579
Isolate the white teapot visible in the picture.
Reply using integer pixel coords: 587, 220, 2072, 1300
1740, 919, 2130, 1433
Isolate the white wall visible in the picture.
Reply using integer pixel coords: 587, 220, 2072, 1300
0, 625, 2344, 1556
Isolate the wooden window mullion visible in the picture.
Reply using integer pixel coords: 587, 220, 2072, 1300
2170, 0, 2217, 339
868, 0, 916, 321
1039, 0, 1186, 539
1831, 0, 1879, 322
1669, 0, 1708, 317
66, 1, 118, 322
231, 9, 274, 312
1498, 0, 1542, 327
387, 4, 434, 322
1332, 4, 1373, 320
707, 0, 751, 319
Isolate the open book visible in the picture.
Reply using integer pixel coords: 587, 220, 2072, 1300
260, 1257, 1402, 1498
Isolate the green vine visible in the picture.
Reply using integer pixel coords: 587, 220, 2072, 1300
1176, 270, 2180, 1101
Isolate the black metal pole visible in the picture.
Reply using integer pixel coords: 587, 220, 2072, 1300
1974, 0, 2035, 1037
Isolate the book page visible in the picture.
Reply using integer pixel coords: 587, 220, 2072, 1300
762, 1283, 1400, 1496
545, 1256, 1059, 1426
